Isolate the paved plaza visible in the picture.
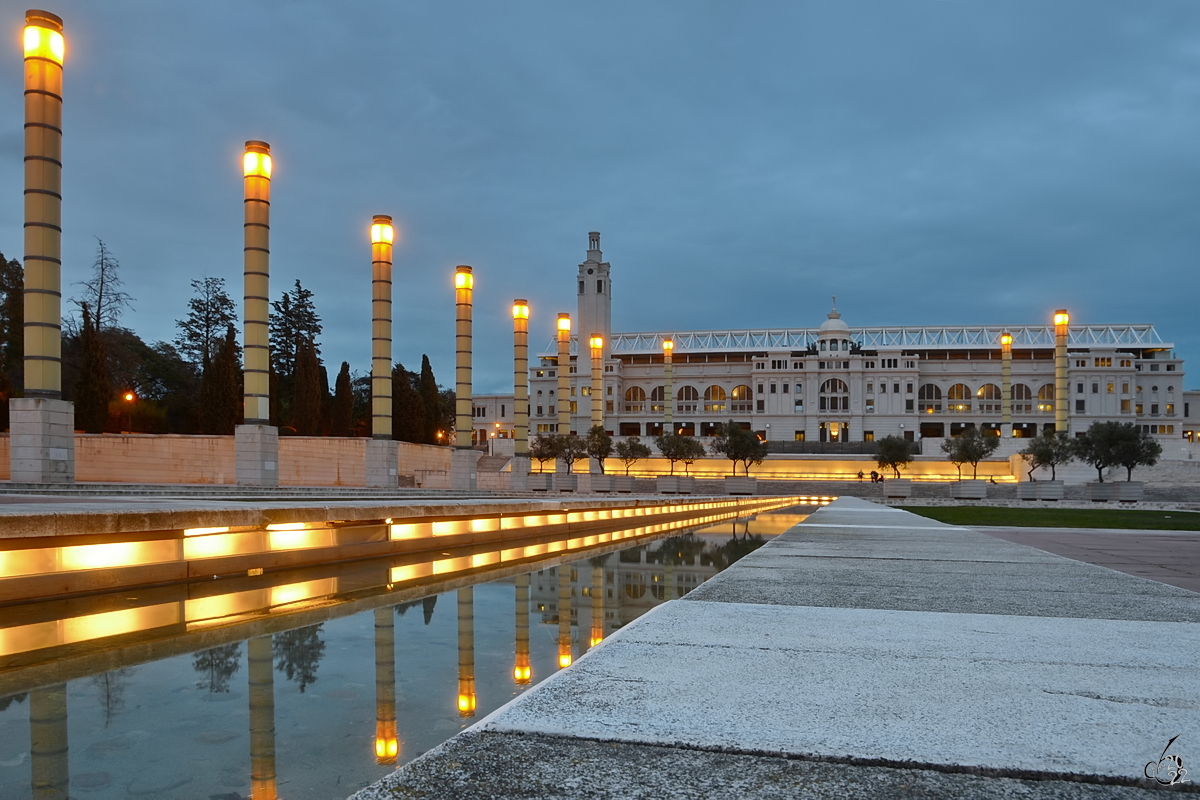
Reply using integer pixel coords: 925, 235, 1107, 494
355, 497, 1200, 798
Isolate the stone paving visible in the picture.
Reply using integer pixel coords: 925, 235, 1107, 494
353, 497, 1200, 799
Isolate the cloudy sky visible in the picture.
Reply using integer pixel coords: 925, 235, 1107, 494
2, 1, 1198, 393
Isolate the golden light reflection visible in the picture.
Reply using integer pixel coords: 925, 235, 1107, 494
0, 603, 181, 657
269, 579, 336, 607
457, 693, 476, 715
558, 652, 572, 668
390, 563, 434, 582
375, 732, 399, 762
23, 25, 64, 64
590, 636, 603, 647
513, 665, 531, 683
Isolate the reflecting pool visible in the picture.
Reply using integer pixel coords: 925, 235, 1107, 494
0, 509, 807, 800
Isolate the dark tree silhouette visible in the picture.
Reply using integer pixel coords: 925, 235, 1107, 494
74, 238, 133, 330
200, 324, 241, 434
0, 251, 23, 399
75, 303, 111, 433
293, 338, 323, 436
422, 595, 438, 625
89, 667, 136, 727
174, 276, 237, 370
418, 355, 441, 444
331, 361, 353, 437
193, 643, 242, 693
392, 362, 425, 443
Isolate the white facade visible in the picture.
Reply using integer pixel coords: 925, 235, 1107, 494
490, 235, 1194, 451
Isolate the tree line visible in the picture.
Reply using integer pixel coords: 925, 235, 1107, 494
0, 242, 454, 441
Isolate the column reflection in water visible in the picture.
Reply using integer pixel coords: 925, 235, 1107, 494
557, 565, 573, 668
513, 574, 531, 684
248, 636, 277, 800
374, 608, 398, 764
589, 559, 605, 649
457, 588, 476, 717
30, 684, 68, 800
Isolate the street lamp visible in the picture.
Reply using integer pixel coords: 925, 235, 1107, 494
662, 338, 674, 430
370, 215, 394, 440
513, 300, 529, 460
1000, 331, 1012, 437
123, 392, 135, 433
454, 266, 474, 449
556, 313, 571, 438
242, 141, 272, 425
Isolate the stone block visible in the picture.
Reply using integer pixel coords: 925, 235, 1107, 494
235, 424, 279, 487
9, 397, 75, 483
366, 438, 398, 489
451, 448, 482, 491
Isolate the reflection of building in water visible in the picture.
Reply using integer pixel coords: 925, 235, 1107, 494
557, 566, 573, 668
533, 530, 763, 638
374, 608, 398, 765
247, 635, 277, 800
457, 588, 476, 717
513, 574, 531, 684
30, 684, 69, 800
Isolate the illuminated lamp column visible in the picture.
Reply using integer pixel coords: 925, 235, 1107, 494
1053, 310, 1070, 435
366, 216, 398, 488
450, 266, 481, 490
373, 607, 399, 765
1000, 332, 1013, 438
457, 587, 476, 717
29, 684, 69, 799
557, 563, 573, 669
511, 300, 530, 490
662, 338, 674, 434
235, 141, 278, 487
513, 572, 531, 685
248, 635, 278, 800
589, 334, 604, 473
588, 560, 604, 649
555, 313, 572, 474
12, 10, 74, 484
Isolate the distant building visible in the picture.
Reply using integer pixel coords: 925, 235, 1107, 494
476, 234, 1198, 450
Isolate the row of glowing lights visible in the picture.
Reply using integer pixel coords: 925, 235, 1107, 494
0, 499, 799, 658
0, 498, 796, 577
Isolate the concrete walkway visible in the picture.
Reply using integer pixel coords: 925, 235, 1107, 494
353, 498, 1200, 798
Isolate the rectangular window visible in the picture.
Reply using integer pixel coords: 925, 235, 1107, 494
1121, 400, 1130, 413
501, 404, 506, 416
904, 361, 916, 369
1120, 359, 1132, 367
819, 397, 827, 411
880, 383, 887, 393
536, 370, 545, 377
570, 401, 577, 413
1167, 364, 1177, 371
1091, 383, 1098, 394
782, 383, 789, 393
1075, 359, 1087, 368
1122, 383, 1129, 394
863, 431, 874, 442
607, 386, 612, 395
1152, 404, 1160, 415
756, 400, 764, 412
1076, 383, 1084, 394
1075, 399, 1085, 412
793, 361, 804, 369
1167, 404, 1175, 415
1150, 364, 1160, 371
866, 382, 874, 393
905, 383, 912, 393
1136, 403, 1143, 415
796, 383, 803, 394
865, 398, 875, 413
770, 383, 777, 394
906, 399, 914, 412
794, 430, 805, 441
549, 405, 555, 415
597, 279, 603, 293
537, 406, 543, 416
864, 361, 876, 369
1106, 383, 1113, 394
793, 399, 803, 412
606, 401, 613, 413
757, 384, 764, 394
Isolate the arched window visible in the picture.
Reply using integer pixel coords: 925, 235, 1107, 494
1012, 383, 1032, 413
947, 384, 972, 413
624, 574, 646, 599
819, 379, 850, 412
677, 385, 699, 413
1037, 384, 1055, 413
650, 385, 666, 412
703, 385, 727, 412
976, 384, 1001, 413
918, 384, 942, 413
730, 384, 753, 412
624, 386, 646, 413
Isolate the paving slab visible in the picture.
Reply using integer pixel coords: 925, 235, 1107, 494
354, 497, 1200, 798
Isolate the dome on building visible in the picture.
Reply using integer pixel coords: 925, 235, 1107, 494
817, 297, 849, 334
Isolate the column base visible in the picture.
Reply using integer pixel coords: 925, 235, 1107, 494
510, 455, 530, 491
236, 424, 279, 487
9, 397, 75, 483
451, 448, 482, 491
366, 438, 398, 488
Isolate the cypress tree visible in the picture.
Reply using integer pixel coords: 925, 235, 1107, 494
201, 325, 240, 435
0, 252, 23, 395
76, 303, 111, 433
391, 362, 425, 443
293, 338, 322, 436
418, 354, 441, 444
331, 362, 353, 437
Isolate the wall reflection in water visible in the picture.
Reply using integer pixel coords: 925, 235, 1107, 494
0, 513, 788, 800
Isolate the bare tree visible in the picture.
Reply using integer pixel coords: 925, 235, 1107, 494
75, 238, 133, 330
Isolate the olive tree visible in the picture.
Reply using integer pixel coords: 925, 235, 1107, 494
1018, 430, 1074, 481
940, 428, 1000, 480
585, 425, 613, 473
709, 421, 768, 476
875, 435, 913, 479
614, 437, 652, 476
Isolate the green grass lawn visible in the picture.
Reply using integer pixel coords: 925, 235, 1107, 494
906, 506, 1200, 531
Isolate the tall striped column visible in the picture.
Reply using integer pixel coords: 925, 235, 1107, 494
454, 267, 473, 448
1053, 310, 1069, 434
589, 562, 604, 649
589, 334, 603, 430
370, 217, 394, 439
30, 684, 69, 799
663, 338, 674, 432
242, 141, 272, 424
1000, 331, 1012, 437
512, 300, 529, 456
557, 564, 573, 669
556, 314, 572, 436
22, 10, 64, 399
